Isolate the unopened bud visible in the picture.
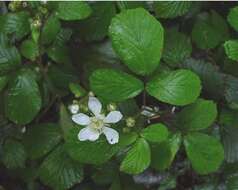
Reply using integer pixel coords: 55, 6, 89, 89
107, 103, 117, 111
88, 91, 94, 97
68, 104, 79, 114
126, 117, 135, 128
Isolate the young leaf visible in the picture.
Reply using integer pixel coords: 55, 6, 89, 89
1, 139, 26, 169
65, 128, 137, 165
39, 145, 84, 190
120, 138, 151, 174
184, 132, 224, 175
146, 69, 201, 106
56, 1, 92, 21
176, 99, 217, 131
5, 69, 42, 125
20, 39, 39, 61
141, 123, 169, 143
23, 123, 62, 160
90, 69, 143, 102
192, 11, 229, 49
227, 6, 238, 32
224, 40, 238, 61
109, 8, 164, 76
41, 15, 61, 45
154, 2, 191, 18
163, 29, 192, 66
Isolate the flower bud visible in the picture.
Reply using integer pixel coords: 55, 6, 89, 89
126, 117, 135, 128
68, 103, 79, 114
88, 91, 94, 97
79, 104, 88, 113
107, 103, 117, 111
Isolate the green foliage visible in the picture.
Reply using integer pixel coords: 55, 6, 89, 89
184, 133, 224, 174
154, 2, 192, 18
146, 69, 201, 106
192, 11, 229, 49
20, 39, 39, 61
0, 2, 237, 190
177, 99, 217, 131
227, 6, 238, 31
56, 1, 92, 21
5, 69, 42, 124
39, 145, 84, 190
1, 139, 27, 169
163, 29, 192, 66
120, 138, 151, 174
141, 123, 168, 143
90, 69, 143, 102
224, 40, 238, 61
23, 123, 62, 159
109, 8, 164, 75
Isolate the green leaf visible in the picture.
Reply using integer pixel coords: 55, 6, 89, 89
192, 11, 229, 49
39, 145, 83, 190
224, 40, 238, 61
56, 1, 92, 21
227, 6, 238, 32
69, 83, 86, 98
23, 123, 62, 160
59, 104, 74, 138
65, 128, 137, 165
141, 123, 169, 143
90, 69, 143, 102
41, 15, 61, 45
154, 2, 191, 18
120, 138, 151, 174
151, 133, 182, 170
20, 39, 39, 61
5, 69, 42, 125
221, 125, 238, 163
182, 58, 224, 99
47, 45, 70, 64
176, 99, 217, 131
226, 174, 238, 190
0, 39, 21, 75
1, 139, 26, 169
117, 1, 146, 10
0, 75, 8, 91
109, 8, 164, 75
146, 69, 201, 106
225, 75, 238, 109
184, 132, 224, 174
77, 2, 116, 41
163, 29, 192, 66
0, 11, 30, 40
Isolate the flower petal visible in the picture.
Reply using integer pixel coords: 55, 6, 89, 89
104, 111, 123, 123
103, 127, 119, 144
88, 97, 102, 116
72, 113, 90, 125
78, 127, 100, 141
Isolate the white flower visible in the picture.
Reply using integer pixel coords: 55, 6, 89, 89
72, 97, 123, 144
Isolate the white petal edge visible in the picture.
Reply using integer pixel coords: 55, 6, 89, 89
78, 127, 100, 141
104, 111, 123, 123
72, 113, 90, 125
88, 97, 102, 116
103, 127, 119, 144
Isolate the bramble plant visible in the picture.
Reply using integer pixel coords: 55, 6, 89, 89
0, 1, 238, 190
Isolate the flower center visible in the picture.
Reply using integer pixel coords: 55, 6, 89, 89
90, 117, 104, 130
